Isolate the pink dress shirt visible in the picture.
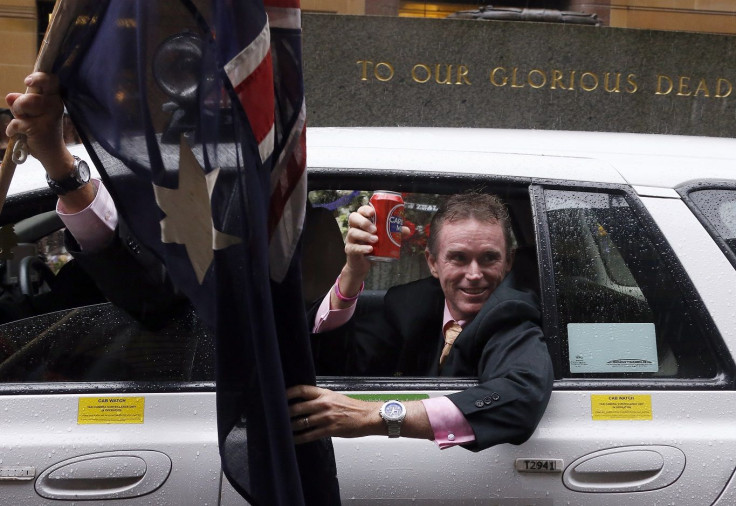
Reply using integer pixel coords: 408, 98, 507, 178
56, 179, 117, 252
314, 290, 476, 448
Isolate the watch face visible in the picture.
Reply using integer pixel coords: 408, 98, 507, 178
77, 160, 91, 183
383, 401, 405, 421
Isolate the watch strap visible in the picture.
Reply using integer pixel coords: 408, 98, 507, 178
46, 155, 90, 195
386, 419, 402, 438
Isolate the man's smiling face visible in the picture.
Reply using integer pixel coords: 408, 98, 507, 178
425, 218, 513, 322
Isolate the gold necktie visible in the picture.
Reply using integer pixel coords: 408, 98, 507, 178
440, 322, 463, 368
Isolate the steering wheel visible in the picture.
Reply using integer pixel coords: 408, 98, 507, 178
19, 256, 56, 296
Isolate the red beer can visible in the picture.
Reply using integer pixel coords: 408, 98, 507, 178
368, 191, 404, 262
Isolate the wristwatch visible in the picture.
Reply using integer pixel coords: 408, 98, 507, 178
46, 155, 91, 195
379, 400, 406, 438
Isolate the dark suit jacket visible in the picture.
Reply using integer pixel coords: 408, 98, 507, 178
63, 225, 188, 329
312, 273, 554, 452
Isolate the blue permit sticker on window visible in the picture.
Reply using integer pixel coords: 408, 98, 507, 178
568, 323, 658, 373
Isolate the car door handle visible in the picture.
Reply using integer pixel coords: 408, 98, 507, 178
563, 445, 685, 493
35, 450, 172, 500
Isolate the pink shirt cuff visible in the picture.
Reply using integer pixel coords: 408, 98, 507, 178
312, 291, 357, 333
313, 290, 476, 448
56, 179, 118, 252
422, 396, 476, 449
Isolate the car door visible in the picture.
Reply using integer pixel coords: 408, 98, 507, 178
307, 183, 533, 503
310, 178, 736, 505
526, 183, 736, 505
0, 209, 222, 505
309, 182, 558, 504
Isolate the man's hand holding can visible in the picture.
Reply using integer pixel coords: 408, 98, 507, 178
367, 191, 404, 262
332, 193, 410, 309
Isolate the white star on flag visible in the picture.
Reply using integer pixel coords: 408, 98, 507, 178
153, 136, 241, 284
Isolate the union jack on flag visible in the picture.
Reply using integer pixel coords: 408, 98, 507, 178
52, 1, 338, 505
224, 0, 308, 283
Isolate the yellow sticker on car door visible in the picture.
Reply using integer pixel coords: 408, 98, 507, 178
591, 394, 652, 420
77, 397, 145, 424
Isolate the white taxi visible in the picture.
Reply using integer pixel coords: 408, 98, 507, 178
1, 127, 736, 505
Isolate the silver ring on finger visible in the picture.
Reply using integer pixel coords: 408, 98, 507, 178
302, 417, 310, 429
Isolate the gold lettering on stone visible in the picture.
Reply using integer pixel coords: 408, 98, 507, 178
694, 78, 710, 97
626, 74, 638, 94
528, 69, 547, 89
656, 75, 674, 95
716, 78, 733, 98
604, 72, 621, 93
677, 76, 692, 96
412, 64, 431, 83
550, 69, 567, 90
357, 60, 372, 81
490, 67, 508, 87
435, 64, 454, 85
580, 72, 599, 92
456, 65, 471, 85
357, 60, 394, 82
358, 59, 735, 101
511, 67, 525, 88
374, 62, 394, 82
485, 67, 642, 94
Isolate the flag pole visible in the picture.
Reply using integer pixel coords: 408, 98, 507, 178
0, 0, 82, 214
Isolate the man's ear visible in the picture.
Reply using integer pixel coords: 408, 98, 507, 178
425, 248, 439, 278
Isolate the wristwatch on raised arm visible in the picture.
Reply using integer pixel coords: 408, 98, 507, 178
46, 155, 91, 195
379, 400, 406, 438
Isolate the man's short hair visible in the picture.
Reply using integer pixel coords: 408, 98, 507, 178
427, 192, 513, 257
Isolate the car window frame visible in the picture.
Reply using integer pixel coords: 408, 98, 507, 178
533, 180, 736, 391
677, 180, 736, 272
3, 173, 733, 397
308, 168, 536, 393
0, 380, 216, 396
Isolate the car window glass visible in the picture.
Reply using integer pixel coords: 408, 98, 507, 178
0, 303, 214, 383
545, 189, 719, 379
688, 189, 736, 255
0, 213, 106, 325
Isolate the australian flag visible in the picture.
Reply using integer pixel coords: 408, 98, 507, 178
51, 1, 339, 505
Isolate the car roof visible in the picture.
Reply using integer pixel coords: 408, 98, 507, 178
7, 143, 100, 198
7, 128, 734, 198
307, 127, 736, 189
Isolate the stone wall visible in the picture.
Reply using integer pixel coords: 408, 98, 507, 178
303, 13, 736, 137
0, 0, 36, 102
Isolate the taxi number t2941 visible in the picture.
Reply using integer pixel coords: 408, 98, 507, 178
515, 459, 564, 473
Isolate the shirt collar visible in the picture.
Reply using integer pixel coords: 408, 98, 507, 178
442, 300, 468, 331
